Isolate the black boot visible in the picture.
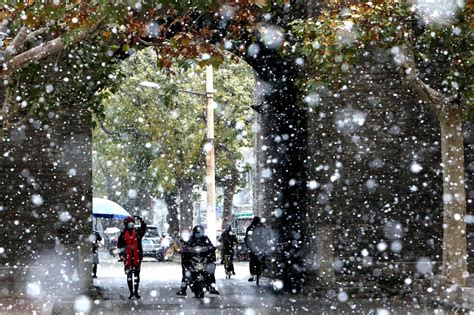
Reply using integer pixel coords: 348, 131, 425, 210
209, 288, 220, 295
134, 284, 141, 299
208, 284, 220, 295
92, 264, 98, 278
127, 273, 134, 299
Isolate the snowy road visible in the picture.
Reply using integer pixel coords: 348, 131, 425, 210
48, 252, 456, 314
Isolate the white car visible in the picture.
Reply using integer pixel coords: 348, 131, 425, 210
142, 237, 165, 261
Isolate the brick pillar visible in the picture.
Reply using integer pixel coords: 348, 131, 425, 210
0, 101, 92, 298
308, 50, 443, 286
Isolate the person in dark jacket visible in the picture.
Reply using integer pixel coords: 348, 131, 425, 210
92, 230, 102, 278
219, 224, 238, 275
181, 225, 219, 295
245, 216, 266, 282
117, 215, 147, 299
176, 233, 190, 296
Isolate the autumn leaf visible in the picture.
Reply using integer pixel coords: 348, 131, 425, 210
162, 58, 172, 68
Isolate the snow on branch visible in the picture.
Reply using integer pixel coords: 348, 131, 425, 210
25, 27, 50, 43
1, 16, 107, 78
4, 26, 29, 61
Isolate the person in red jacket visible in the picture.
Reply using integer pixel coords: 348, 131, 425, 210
117, 216, 147, 299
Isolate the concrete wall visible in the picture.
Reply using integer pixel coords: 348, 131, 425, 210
250, 49, 454, 286
0, 100, 92, 298
466, 121, 474, 272
306, 50, 444, 284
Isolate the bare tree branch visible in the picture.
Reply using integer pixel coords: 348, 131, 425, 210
1, 16, 107, 78
139, 38, 153, 46
4, 26, 29, 61
100, 121, 121, 136
397, 38, 448, 118
25, 27, 49, 43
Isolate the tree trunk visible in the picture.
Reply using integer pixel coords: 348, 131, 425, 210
245, 52, 309, 293
398, 42, 468, 288
222, 167, 239, 229
164, 191, 179, 239
178, 178, 194, 234
439, 109, 467, 287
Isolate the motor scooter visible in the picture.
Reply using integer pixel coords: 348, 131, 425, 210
185, 245, 215, 298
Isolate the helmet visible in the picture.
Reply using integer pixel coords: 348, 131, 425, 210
192, 225, 205, 238
251, 216, 261, 226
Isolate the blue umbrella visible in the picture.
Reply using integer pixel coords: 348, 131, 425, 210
92, 198, 131, 219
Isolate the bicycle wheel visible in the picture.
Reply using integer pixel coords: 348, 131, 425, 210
224, 255, 231, 279
255, 262, 261, 286
255, 255, 264, 286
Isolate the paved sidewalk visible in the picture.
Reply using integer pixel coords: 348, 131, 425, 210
2, 252, 473, 314
51, 257, 461, 314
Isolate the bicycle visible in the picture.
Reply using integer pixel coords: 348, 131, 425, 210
254, 255, 265, 287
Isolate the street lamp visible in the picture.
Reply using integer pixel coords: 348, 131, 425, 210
139, 65, 217, 244
139, 81, 161, 89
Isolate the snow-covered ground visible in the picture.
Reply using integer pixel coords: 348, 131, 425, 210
50, 250, 455, 314
0, 250, 468, 314
94, 249, 251, 286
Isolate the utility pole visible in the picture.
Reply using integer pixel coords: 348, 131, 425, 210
139, 67, 218, 243
206, 65, 217, 244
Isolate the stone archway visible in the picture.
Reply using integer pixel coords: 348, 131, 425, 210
0, 1, 470, 303
0, 20, 310, 299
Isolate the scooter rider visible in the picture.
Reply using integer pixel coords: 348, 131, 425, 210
182, 225, 220, 295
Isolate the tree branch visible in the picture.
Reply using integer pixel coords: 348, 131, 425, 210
139, 38, 153, 46
397, 37, 448, 118
1, 16, 107, 78
4, 26, 29, 61
25, 27, 49, 43
100, 121, 121, 136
